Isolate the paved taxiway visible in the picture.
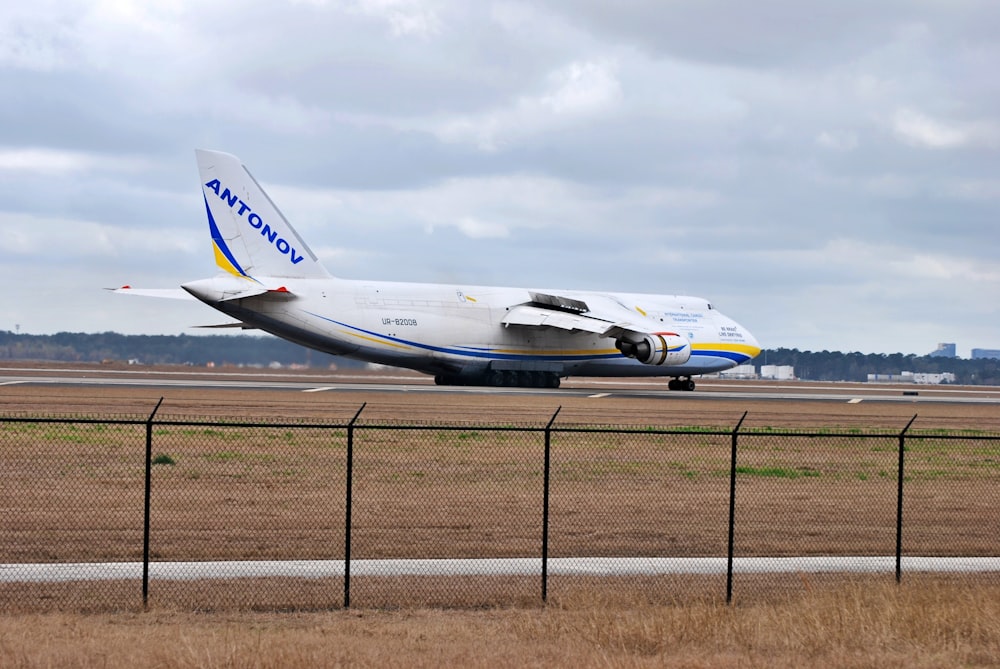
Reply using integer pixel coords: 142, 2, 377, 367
3, 366, 1000, 405
3, 557, 999, 583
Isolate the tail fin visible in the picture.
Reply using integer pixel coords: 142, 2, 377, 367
195, 149, 331, 280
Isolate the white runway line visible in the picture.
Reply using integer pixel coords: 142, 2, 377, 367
3, 557, 999, 583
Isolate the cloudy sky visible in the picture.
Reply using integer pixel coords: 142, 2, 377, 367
3, 1, 998, 356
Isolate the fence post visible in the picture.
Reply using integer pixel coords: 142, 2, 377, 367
895, 414, 917, 584
142, 397, 164, 610
726, 411, 748, 605
541, 406, 561, 603
343, 402, 366, 609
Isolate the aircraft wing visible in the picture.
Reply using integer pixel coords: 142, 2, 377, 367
502, 304, 631, 336
501, 292, 648, 339
502, 291, 692, 366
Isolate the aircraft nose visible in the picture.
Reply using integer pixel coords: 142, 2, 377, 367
742, 326, 762, 359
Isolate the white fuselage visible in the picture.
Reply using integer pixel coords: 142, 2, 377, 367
182, 275, 760, 380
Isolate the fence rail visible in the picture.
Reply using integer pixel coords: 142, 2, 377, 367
1, 404, 998, 611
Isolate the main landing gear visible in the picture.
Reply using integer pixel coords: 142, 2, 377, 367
668, 377, 696, 391
434, 371, 561, 388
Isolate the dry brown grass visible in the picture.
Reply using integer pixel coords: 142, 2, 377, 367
2, 579, 999, 668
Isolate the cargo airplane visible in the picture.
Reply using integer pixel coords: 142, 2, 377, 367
115, 150, 760, 390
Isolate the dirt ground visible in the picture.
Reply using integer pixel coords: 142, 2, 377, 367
3, 365, 999, 664
1, 364, 998, 611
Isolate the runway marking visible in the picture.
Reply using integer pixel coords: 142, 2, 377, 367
848, 398, 863, 404
4, 368, 1000, 405
2, 557, 998, 582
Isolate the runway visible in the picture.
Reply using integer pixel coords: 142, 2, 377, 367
3, 557, 999, 582
3, 365, 1000, 405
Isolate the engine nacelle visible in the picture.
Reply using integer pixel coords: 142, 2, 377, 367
616, 332, 691, 366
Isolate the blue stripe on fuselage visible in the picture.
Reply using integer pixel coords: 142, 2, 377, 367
307, 312, 621, 362
307, 312, 751, 366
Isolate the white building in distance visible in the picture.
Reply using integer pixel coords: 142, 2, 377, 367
867, 371, 956, 384
759, 365, 796, 380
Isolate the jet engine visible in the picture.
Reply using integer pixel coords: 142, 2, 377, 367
615, 332, 691, 366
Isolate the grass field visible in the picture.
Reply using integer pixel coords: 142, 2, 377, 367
2, 373, 999, 666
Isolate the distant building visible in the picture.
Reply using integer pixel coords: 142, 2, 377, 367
912, 372, 956, 384
759, 365, 795, 380
868, 373, 910, 383
867, 371, 955, 384
928, 343, 956, 358
718, 364, 757, 380
971, 348, 1000, 360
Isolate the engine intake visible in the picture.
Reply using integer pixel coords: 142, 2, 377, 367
616, 332, 691, 366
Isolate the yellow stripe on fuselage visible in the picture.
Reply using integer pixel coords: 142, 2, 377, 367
692, 341, 762, 357
345, 331, 414, 351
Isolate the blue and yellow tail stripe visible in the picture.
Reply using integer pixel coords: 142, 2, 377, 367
205, 196, 253, 280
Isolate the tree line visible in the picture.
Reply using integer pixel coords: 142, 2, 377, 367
760, 348, 1000, 385
1, 332, 998, 384
0, 331, 360, 369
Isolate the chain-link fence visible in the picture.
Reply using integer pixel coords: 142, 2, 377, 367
1, 407, 998, 611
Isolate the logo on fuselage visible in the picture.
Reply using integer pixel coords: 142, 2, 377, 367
203, 179, 304, 265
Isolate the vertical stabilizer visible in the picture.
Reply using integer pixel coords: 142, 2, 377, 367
195, 149, 331, 280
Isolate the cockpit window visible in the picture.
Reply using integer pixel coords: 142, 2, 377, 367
707, 303, 713, 310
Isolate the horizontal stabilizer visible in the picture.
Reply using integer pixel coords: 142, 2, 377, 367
180, 277, 295, 303
216, 285, 270, 301
193, 322, 257, 330
217, 285, 295, 301
108, 287, 195, 300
